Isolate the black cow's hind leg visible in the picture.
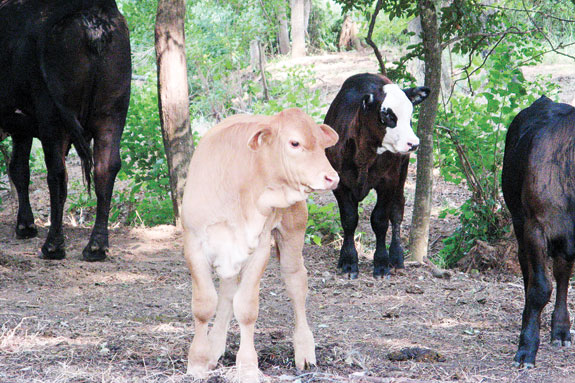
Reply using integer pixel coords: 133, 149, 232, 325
551, 256, 573, 347
82, 119, 123, 262
334, 186, 360, 279
9, 136, 37, 239
514, 223, 552, 368
39, 139, 68, 260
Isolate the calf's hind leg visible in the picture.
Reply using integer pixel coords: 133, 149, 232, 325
207, 276, 239, 365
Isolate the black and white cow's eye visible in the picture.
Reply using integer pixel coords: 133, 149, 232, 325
290, 140, 300, 148
380, 108, 398, 128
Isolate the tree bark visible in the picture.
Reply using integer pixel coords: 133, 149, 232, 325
409, 0, 441, 263
291, 0, 306, 57
278, 3, 290, 55
155, 0, 193, 227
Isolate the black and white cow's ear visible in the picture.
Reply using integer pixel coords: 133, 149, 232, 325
361, 94, 375, 111
403, 86, 431, 106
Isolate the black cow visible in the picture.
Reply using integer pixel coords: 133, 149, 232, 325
502, 96, 575, 368
0, 0, 131, 261
325, 73, 429, 278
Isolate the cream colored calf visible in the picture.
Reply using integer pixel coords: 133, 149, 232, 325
181, 108, 339, 381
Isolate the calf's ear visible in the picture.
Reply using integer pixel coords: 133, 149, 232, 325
403, 86, 431, 106
248, 126, 272, 151
319, 124, 339, 147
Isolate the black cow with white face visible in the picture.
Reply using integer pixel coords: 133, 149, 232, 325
0, 0, 131, 261
325, 73, 429, 278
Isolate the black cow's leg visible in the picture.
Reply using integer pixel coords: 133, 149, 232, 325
39, 139, 68, 260
371, 189, 390, 278
551, 256, 574, 347
514, 223, 552, 368
9, 135, 37, 239
334, 185, 360, 279
82, 122, 122, 261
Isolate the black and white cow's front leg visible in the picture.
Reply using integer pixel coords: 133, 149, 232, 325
39, 138, 69, 260
388, 190, 405, 270
9, 135, 38, 239
83, 120, 123, 262
334, 185, 360, 279
371, 187, 391, 278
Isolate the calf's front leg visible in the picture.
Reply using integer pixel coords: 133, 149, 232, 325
233, 243, 271, 382
184, 232, 218, 378
275, 201, 316, 369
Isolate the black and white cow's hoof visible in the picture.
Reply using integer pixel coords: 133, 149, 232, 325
373, 266, 392, 279
16, 223, 38, 239
82, 244, 108, 262
551, 339, 572, 347
39, 243, 66, 260
338, 264, 359, 279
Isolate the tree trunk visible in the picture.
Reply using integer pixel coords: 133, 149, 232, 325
155, 0, 193, 227
278, 4, 290, 55
409, 0, 441, 263
290, 0, 306, 57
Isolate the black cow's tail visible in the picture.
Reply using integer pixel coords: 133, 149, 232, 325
36, 0, 118, 191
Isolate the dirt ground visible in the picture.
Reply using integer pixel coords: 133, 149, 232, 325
1, 51, 575, 383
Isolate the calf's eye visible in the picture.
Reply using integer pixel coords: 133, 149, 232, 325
290, 141, 300, 148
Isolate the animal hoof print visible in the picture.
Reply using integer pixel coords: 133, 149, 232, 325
39, 246, 65, 260
82, 247, 108, 262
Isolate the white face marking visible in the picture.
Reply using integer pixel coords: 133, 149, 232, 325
379, 84, 420, 154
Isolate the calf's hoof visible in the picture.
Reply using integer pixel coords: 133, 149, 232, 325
16, 223, 38, 239
186, 363, 210, 379
39, 244, 66, 260
82, 245, 108, 262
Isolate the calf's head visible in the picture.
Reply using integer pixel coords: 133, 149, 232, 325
361, 83, 430, 154
248, 108, 339, 193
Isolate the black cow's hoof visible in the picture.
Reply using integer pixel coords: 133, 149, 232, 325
513, 349, 536, 369
39, 245, 66, 260
15, 223, 38, 239
82, 246, 108, 262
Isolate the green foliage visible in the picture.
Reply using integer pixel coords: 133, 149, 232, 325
434, 35, 560, 267
250, 66, 326, 121
306, 196, 341, 246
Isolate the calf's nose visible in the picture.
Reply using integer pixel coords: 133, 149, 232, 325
324, 172, 340, 190
408, 142, 419, 152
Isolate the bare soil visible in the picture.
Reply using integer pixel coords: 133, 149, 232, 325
1, 51, 575, 383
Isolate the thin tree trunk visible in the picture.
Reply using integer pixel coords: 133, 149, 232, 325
291, 0, 306, 57
155, 0, 193, 227
278, 4, 290, 55
409, 0, 441, 262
